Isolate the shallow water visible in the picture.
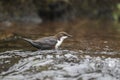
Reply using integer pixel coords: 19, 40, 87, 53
0, 20, 120, 52
0, 19, 120, 80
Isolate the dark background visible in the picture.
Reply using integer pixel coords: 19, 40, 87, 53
0, 0, 119, 21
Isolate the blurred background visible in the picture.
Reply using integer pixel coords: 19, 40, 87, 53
0, 0, 120, 52
1, 1, 120, 80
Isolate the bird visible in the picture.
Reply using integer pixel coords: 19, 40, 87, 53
22, 32, 72, 50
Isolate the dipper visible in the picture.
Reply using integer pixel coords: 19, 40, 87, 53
23, 32, 72, 50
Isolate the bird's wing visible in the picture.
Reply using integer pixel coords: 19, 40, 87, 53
34, 36, 57, 46
22, 38, 33, 43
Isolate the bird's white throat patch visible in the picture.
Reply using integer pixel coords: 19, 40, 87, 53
55, 36, 68, 49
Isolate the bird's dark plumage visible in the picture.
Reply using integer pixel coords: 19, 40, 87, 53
23, 36, 57, 50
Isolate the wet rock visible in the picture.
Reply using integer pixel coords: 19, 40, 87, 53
0, 50, 120, 80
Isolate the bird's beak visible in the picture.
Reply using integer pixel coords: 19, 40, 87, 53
68, 34, 72, 37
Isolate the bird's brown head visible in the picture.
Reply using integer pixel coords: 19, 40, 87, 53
55, 32, 72, 40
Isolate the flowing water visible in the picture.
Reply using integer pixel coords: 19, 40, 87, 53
0, 19, 120, 80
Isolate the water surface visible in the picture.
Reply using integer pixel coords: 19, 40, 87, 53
0, 19, 120, 80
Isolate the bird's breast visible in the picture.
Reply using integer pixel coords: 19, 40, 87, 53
55, 40, 63, 49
